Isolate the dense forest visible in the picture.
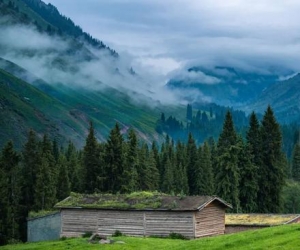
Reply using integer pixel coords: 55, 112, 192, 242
156, 104, 299, 158
1, 106, 300, 245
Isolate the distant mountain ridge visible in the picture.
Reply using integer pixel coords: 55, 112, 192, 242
249, 73, 300, 124
167, 66, 283, 106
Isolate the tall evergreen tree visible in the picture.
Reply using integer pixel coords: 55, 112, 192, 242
0, 141, 21, 242
21, 130, 40, 211
292, 143, 300, 182
196, 142, 214, 195
186, 133, 198, 195
145, 151, 160, 191
259, 106, 285, 213
215, 111, 240, 211
238, 140, 259, 212
104, 123, 124, 193
246, 112, 263, 171
162, 157, 174, 193
174, 141, 189, 194
122, 129, 139, 193
65, 141, 82, 192
83, 122, 101, 193
56, 154, 71, 200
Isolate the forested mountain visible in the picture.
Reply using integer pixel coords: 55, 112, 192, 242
0, 0, 185, 148
249, 73, 300, 124
1, 107, 300, 245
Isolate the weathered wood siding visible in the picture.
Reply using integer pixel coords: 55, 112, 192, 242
195, 202, 225, 237
145, 211, 194, 238
98, 210, 144, 236
61, 209, 98, 237
61, 209, 194, 238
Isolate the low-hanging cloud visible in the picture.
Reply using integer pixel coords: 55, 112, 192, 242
169, 70, 221, 85
0, 21, 185, 106
44, 0, 300, 77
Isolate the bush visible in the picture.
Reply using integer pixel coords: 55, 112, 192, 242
168, 232, 188, 240
112, 230, 123, 237
82, 231, 93, 238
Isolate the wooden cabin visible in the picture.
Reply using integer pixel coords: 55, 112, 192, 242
225, 214, 300, 234
55, 192, 232, 239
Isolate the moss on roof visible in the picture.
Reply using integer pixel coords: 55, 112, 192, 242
225, 214, 300, 226
55, 191, 231, 211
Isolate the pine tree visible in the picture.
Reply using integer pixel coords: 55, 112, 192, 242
162, 157, 174, 193
246, 112, 263, 171
196, 142, 214, 195
21, 130, 40, 211
292, 143, 300, 182
146, 151, 160, 191
186, 133, 198, 195
174, 141, 189, 194
83, 122, 101, 193
65, 141, 82, 192
122, 129, 139, 193
238, 140, 259, 212
259, 106, 286, 213
215, 111, 240, 211
104, 123, 124, 193
0, 141, 21, 241
56, 154, 71, 200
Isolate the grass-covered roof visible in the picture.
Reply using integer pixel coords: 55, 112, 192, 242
225, 214, 300, 226
55, 191, 231, 211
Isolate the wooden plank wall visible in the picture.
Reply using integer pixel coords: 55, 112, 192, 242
194, 202, 225, 238
61, 209, 194, 238
61, 209, 98, 237
145, 211, 194, 238
98, 210, 145, 236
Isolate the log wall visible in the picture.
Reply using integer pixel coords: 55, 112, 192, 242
194, 202, 225, 237
61, 209, 194, 238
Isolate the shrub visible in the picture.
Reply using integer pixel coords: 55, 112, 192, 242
82, 231, 93, 238
168, 232, 188, 240
112, 230, 123, 237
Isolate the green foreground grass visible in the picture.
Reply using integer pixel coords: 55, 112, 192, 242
2, 224, 300, 250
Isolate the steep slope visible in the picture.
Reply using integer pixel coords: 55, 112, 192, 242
249, 74, 300, 123
0, 68, 79, 148
0, 64, 171, 149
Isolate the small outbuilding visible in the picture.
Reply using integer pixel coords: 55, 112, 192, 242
225, 213, 300, 234
55, 192, 232, 239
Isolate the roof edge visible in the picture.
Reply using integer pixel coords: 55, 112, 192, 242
197, 196, 232, 211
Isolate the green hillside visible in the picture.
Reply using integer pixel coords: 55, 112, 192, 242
0, 65, 183, 148
1, 224, 300, 250
0, 68, 85, 148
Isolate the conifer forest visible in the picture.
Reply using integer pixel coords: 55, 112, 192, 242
0, 105, 300, 244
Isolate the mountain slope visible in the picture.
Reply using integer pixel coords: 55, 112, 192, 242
167, 66, 283, 106
0, 64, 173, 149
249, 74, 300, 123
0, 68, 74, 148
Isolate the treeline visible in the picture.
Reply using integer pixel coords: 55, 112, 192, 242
156, 104, 249, 143
156, 104, 299, 159
1, 106, 300, 244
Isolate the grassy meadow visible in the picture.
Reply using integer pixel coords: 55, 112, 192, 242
1, 224, 300, 250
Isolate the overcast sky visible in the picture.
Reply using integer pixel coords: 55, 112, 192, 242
43, 0, 300, 76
